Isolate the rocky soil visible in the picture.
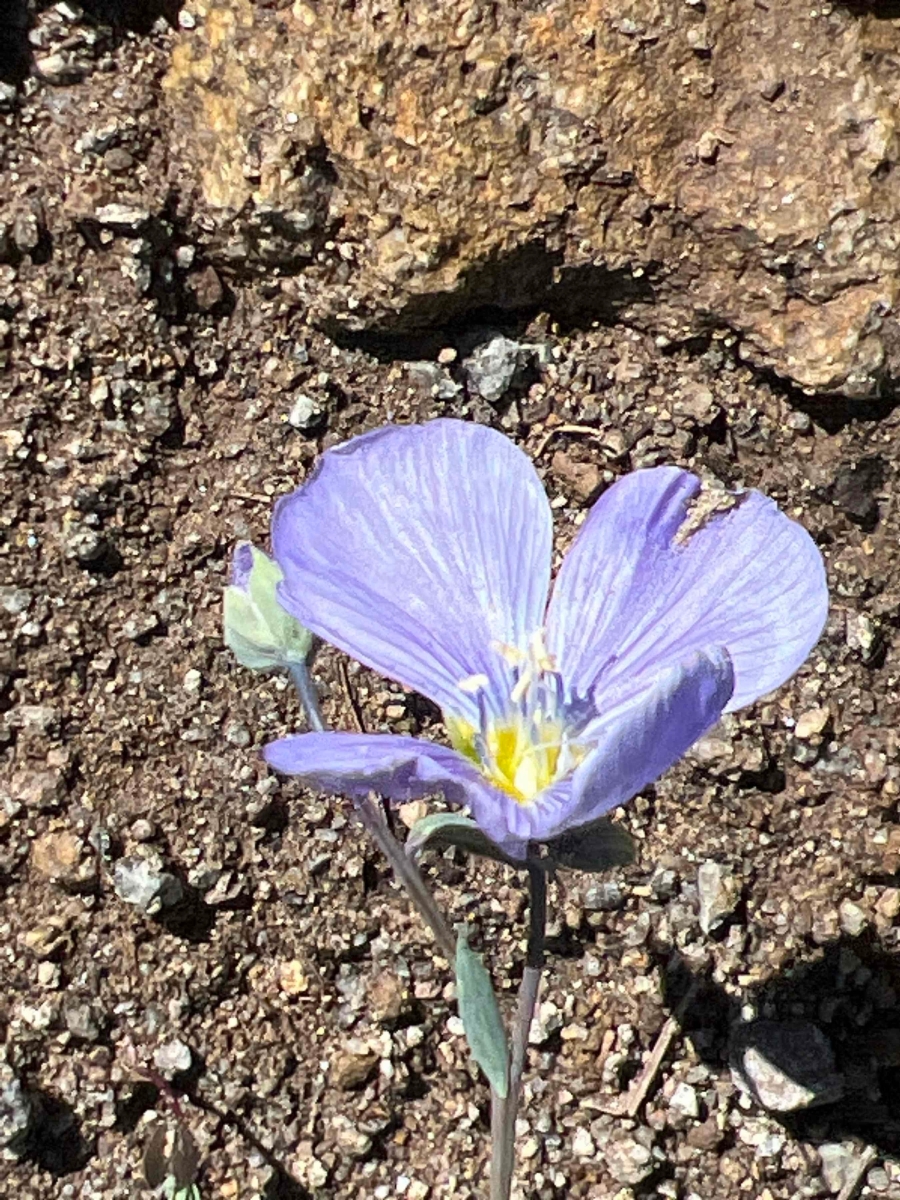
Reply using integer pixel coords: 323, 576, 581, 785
3, 3, 900, 1200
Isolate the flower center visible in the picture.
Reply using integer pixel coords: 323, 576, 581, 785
446, 632, 588, 804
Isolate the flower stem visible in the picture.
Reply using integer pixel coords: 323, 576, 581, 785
353, 795, 457, 962
490, 865, 547, 1200
286, 661, 456, 961
286, 659, 546, 1196
288, 660, 325, 732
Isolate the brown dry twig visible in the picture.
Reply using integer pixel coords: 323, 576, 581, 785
599, 983, 699, 1118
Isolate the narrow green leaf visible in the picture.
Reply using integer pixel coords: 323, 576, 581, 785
455, 931, 509, 1098
406, 812, 518, 866
162, 1181, 201, 1200
542, 817, 636, 873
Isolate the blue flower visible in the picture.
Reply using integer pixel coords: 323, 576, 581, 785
263, 420, 827, 858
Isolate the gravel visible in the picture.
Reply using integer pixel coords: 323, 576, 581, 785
3, 5, 900, 1199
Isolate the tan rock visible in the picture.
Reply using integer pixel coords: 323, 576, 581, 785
163, 0, 900, 398
397, 800, 429, 829
277, 959, 309, 997
794, 707, 830, 741
32, 830, 97, 891
19, 917, 72, 961
7, 768, 65, 812
369, 971, 407, 1025
329, 1039, 378, 1090
551, 450, 602, 504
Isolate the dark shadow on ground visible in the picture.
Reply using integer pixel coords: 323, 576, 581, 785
326, 241, 657, 363
840, 0, 900, 18
657, 933, 900, 1154
323, 238, 900, 428
56, 0, 181, 34
19, 1088, 92, 1176
0, 0, 182, 88
114, 1079, 160, 1133
154, 883, 218, 944
795, 394, 900, 435
0, 0, 30, 85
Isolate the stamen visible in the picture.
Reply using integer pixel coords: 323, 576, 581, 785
446, 629, 591, 806
509, 663, 533, 705
494, 641, 526, 666
458, 672, 490, 694
529, 628, 557, 673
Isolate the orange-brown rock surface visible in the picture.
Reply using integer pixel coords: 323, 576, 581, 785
163, 0, 900, 398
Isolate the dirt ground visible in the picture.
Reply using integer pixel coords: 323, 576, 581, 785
3, 7, 900, 1200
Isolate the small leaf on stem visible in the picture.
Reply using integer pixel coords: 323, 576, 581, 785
456, 931, 509, 1098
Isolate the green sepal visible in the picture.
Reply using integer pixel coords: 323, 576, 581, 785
223, 544, 313, 671
455, 930, 509, 1098
406, 812, 518, 867
407, 810, 635, 875
542, 818, 636, 873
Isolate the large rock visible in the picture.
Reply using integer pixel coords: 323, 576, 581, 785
730, 1020, 844, 1113
163, 0, 900, 397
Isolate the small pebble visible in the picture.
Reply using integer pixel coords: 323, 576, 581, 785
0, 1065, 37, 1157
278, 960, 309, 997
94, 203, 150, 232
153, 1039, 192, 1077
605, 1129, 655, 1185
462, 334, 534, 403
572, 1126, 595, 1158
730, 1020, 843, 1112
329, 1041, 378, 1090
794, 706, 830, 739
32, 831, 97, 891
130, 819, 155, 843
63, 999, 100, 1041
839, 898, 868, 937
669, 1081, 700, 1120
288, 393, 325, 432
583, 881, 624, 912
113, 853, 183, 915
697, 860, 740, 934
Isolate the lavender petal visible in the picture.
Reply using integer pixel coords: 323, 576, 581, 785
546, 466, 827, 712
271, 420, 552, 718
264, 730, 528, 851
560, 647, 735, 835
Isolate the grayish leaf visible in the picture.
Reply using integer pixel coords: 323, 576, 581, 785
455, 931, 509, 1098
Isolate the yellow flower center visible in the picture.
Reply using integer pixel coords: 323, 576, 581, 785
447, 715, 567, 802
445, 631, 589, 804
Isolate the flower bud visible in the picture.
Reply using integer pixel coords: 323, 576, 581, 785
224, 542, 313, 670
